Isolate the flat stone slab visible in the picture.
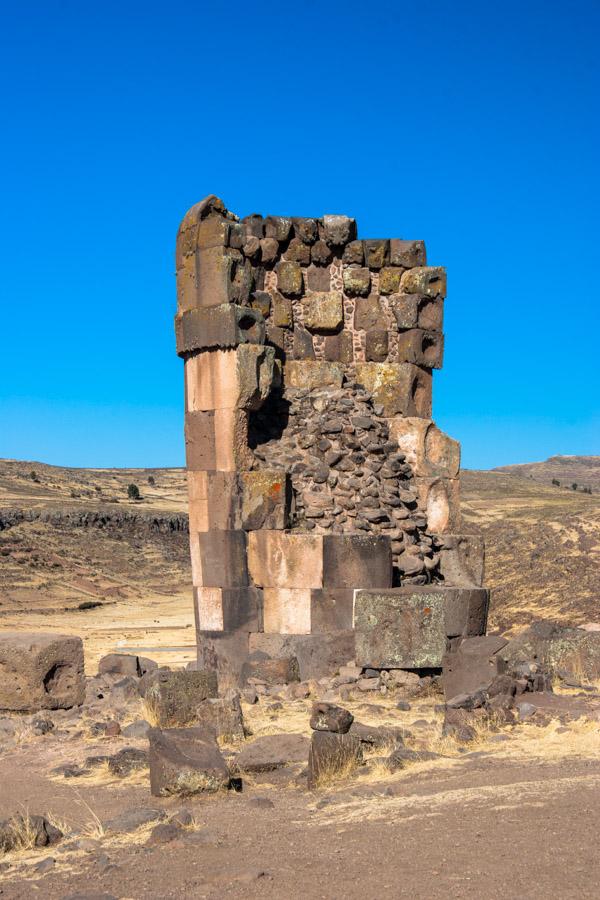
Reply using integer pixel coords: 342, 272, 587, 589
354, 589, 446, 668
234, 734, 309, 773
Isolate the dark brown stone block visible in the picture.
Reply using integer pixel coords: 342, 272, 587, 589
442, 635, 508, 701
389, 293, 419, 329
293, 326, 316, 359
323, 332, 354, 363
343, 266, 371, 297
293, 217, 318, 244
271, 292, 293, 328
323, 534, 392, 590
379, 267, 403, 295
149, 726, 229, 796
364, 239, 389, 269
248, 631, 356, 680
437, 534, 485, 587
307, 730, 362, 789
354, 294, 385, 330
141, 669, 218, 728
241, 655, 300, 684
175, 304, 264, 356
194, 587, 263, 633
397, 329, 444, 369
322, 215, 357, 246
196, 629, 252, 686
418, 297, 444, 332
242, 214, 264, 238
198, 530, 248, 588
311, 239, 333, 266
342, 240, 364, 265
264, 216, 292, 242
284, 238, 311, 266
389, 239, 427, 267
310, 589, 355, 631
306, 265, 331, 292
259, 237, 279, 264
276, 260, 303, 297
365, 329, 389, 361
310, 702, 353, 734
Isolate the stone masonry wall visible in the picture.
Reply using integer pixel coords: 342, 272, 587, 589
175, 196, 488, 682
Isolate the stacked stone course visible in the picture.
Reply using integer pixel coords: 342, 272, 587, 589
175, 195, 489, 682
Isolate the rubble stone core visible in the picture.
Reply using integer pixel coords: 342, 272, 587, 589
175, 196, 488, 682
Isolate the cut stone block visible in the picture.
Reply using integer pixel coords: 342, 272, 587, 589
442, 587, 490, 637
354, 295, 386, 331
436, 534, 485, 587
265, 215, 292, 242
343, 267, 371, 297
389, 239, 427, 267
306, 264, 331, 292
414, 477, 461, 533
240, 470, 290, 530
247, 531, 323, 588
194, 586, 262, 632
263, 588, 312, 634
365, 329, 389, 362
285, 237, 311, 266
184, 411, 216, 471
193, 693, 245, 741
389, 418, 460, 478
271, 292, 293, 327
185, 408, 253, 473
442, 635, 508, 701
301, 292, 343, 332
363, 240, 389, 269
241, 655, 300, 685
285, 360, 344, 391
322, 215, 356, 245
323, 331, 354, 363
234, 733, 309, 773
185, 345, 274, 412
355, 362, 432, 418
322, 534, 392, 590
400, 266, 446, 298
196, 629, 252, 686
396, 329, 444, 369
342, 240, 364, 265
0, 633, 85, 711
311, 239, 333, 266
142, 670, 218, 727
175, 304, 264, 356
310, 589, 355, 632
276, 260, 303, 297
248, 631, 356, 681
389, 293, 419, 329
293, 217, 319, 244
354, 589, 447, 668
379, 267, 403, 295
197, 530, 248, 588
149, 726, 229, 796
292, 326, 315, 360
418, 297, 444, 332
307, 730, 362, 789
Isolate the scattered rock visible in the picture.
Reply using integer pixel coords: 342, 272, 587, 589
107, 747, 148, 777
149, 726, 230, 796
140, 670, 218, 727
310, 702, 354, 734
146, 823, 182, 846
104, 808, 166, 834
307, 731, 362, 789
121, 719, 150, 739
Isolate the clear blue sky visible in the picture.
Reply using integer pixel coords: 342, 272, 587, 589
1, 0, 598, 469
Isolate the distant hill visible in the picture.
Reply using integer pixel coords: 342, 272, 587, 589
493, 455, 600, 493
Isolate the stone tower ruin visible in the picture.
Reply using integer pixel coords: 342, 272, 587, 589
175, 196, 488, 683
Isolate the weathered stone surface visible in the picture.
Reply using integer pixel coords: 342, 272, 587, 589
379, 267, 403, 295
310, 702, 353, 733
418, 296, 444, 332
354, 295, 386, 331
389, 239, 426, 267
355, 362, 432, 418
311, 239, 333, 267
241, 655, 300, 685
185, 345, 274, 412
397, 329, 444, 369
310, 589, 355, 631
175, 304, 265, 355
194, 692, 245, 740
235, 733, 309, 773
98, 654, 157, 678
284, 237, 311, 265
342, 240, 364, 265
307, 730, 362, 788
271, 292, 293, 328
292, 326, 315, 359
389, 419, 460, 478
248, 632, 355, 681
0, 814, 63, 853
354, 589, 447, 668
414, 476, 461, 532
264, 216, 292, 242
240, 470, 290, 531
389, 293, 419, 329
323, 332, 354, 363
248, 531, 323, 588
436, 534, 485, 587
149, 726, 230, 796
500, 622, 600, 681
343, 266, 371, 297
285, 360, 344, 390
400, 266, 446, 297
364, 240, 389, 269
193, 586, 261, 632
197, 530, 248, 588
322, 534, 392, 590
442, 635, 508, 700
293, 217, 318, 244
141, 670, 218, 727
301, 292, 343, 332
259, 237, 279, 264
0, 633, 85, 712
365, 329, 389, 362
276, 260, 303, 297
322, 215, 356, 245
263, 588, 312, 634
305, 264, 331, 292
